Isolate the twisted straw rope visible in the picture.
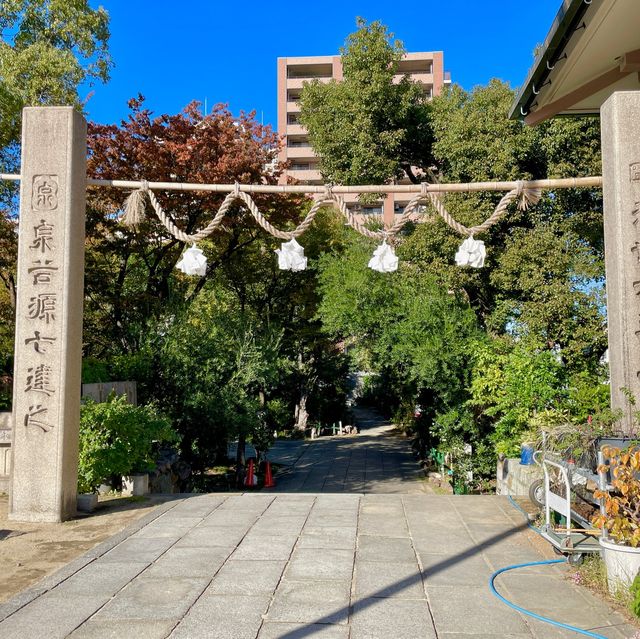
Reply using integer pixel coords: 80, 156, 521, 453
122, 180, 542, 244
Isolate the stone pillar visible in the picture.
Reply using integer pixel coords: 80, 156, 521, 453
9, 107, 86, 522
601, 92, 640, 436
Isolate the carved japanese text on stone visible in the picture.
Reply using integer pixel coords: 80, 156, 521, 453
24, 331, 56, 354
30, 220, 55, 253
31, 175, 59, 211
24, 404, 53, 432
27, 293, 56, 323
25, 364, 55, 396
28, 260, 58, 285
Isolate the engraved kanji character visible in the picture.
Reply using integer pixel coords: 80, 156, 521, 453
30, 219, 54, 253
28, 260, 58, 285
24, 331, 56, 354
24, 404, 53, 432
25, 364, 55, 396
32, 176, 58, 211
27, 293, 56, 323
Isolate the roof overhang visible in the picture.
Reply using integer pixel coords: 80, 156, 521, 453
509, 0, 640, 125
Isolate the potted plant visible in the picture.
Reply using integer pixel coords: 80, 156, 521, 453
592, 445, 640, 593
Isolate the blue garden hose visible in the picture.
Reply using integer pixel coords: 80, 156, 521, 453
489, 559, 607, 639
489, 496, 608, 638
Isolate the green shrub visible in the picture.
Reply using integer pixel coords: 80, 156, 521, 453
631, 572, 640, 618
78, 395, 179, 493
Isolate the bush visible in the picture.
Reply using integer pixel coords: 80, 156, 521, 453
78, 395, 179, 493
631, 573, 640, 618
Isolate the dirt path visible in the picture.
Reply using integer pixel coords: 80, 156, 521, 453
0, 493, 172, 602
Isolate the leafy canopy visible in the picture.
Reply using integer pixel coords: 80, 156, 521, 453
299, 18, 433, 185
0, 0, 112, 150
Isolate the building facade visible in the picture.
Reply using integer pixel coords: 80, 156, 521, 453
277, 52, 450, 225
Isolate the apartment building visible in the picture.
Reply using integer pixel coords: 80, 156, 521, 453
277, 52, 450, 225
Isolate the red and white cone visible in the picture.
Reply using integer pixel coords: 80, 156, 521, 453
244, 459, 255, 488
264, 461, 275, 488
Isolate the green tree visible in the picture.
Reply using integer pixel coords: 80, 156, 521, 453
0, 0, 111, 153
299, 18, 433, 185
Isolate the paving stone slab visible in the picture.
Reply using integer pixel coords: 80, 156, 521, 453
170, 594, 270, 639
141, 546, 232, 579
357, 535, 416, 563
232, 534, 299, 560
266, 579, 351, 624
0, 593, 110, 639
286, 548, 354, 581
350, 597, 437, 639
92, 576, 209, 621
207, 560, 286, 596
427, 585, 530, 635
297, 526, 357, 550
52, 560, 148, 596
258, 621, 350, 639
306, 511, 358, 528
357, 514, 409, 538
99, 536, 176, 563
199, 509, 261, 527
174, 525, 249, 548
67, 619, 178, 639
217, 495, 275, 512
251, 515, 309, 535
418, 551, 493, 586
354, 560, 425, 599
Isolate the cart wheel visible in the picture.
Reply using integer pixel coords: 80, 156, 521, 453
528, 478, 545, 508
568, 553, 584, 566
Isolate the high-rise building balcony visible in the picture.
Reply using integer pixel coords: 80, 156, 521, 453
285, 124, 307, 136
286, 146, 316, 159
286, 77, 333, 90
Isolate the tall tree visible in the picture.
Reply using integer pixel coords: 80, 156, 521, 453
0, 0, 111, 155
0, 0, 112, 380
299, 18, 433, 185
84, 97, 305, 357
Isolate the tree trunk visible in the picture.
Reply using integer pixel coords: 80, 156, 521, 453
294, 393, 309, 432
235, 432, 246, 487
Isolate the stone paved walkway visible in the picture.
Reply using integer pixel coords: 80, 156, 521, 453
267, 408, 432, 493
0, 493, 636, 638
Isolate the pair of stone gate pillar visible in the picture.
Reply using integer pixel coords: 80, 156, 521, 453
7, 95, 640, 522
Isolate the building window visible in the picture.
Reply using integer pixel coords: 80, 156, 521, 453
287, 64, 332, 79
361, 205, 383, 216
290, 162, 311, 171
287, 137, 311, 147
287, 90, 302, 102
287, 113, 300, 125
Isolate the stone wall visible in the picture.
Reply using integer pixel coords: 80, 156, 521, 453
81, 381, 137, 406
496, 457, 541, 497
0, 412, 12, 493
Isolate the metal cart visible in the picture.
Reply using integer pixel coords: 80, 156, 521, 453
539, 455, 602, 564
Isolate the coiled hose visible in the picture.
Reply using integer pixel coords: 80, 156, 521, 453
489, 559, 607, 639
488, 496, 607, 638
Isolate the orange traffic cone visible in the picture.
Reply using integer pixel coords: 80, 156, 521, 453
264, 460, 275, 488
244, 459, 255, 488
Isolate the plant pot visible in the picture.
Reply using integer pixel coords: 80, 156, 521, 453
122, 473, 149, 496
599, 536, 640, 593
77, 493, 98, 513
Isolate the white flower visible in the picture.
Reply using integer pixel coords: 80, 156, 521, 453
275, 238, 307, 271
368, 241, 398, 273
176, 245, 207, 276
455, 236, 486, 268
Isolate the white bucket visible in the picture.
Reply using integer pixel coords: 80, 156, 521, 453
599, 537, 640, 592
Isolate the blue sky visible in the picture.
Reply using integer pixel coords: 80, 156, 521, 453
84, 0, 561, 128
